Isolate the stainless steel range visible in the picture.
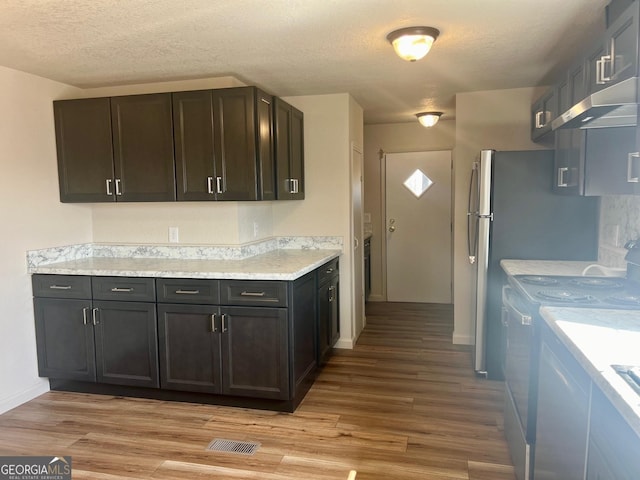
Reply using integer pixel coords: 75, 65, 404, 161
502, 241, 640, 480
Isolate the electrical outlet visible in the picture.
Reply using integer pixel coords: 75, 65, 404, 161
168, 226, 179, 243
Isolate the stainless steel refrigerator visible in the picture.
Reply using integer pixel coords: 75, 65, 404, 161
467, 149, 599, 379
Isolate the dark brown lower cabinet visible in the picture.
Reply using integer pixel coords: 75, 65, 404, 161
221, 306, 289, 400
157, 304, 289, 400
33, 297, 159, 388
316, 259, 340, 366
92, 300, 159, 388
34, 297, 96, 382
33, 265, 333, 411
157, 304, 222, 394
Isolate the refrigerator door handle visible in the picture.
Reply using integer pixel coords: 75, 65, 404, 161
467, 162, 479, 264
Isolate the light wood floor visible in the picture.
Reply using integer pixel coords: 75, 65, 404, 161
0, 302, 515, 480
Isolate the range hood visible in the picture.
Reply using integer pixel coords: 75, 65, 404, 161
551, 76, 638, 130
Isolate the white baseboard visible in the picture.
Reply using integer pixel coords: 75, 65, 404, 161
452, 333, 474, 345
367, 294, 385, 302
0, 380, 49, 415
334, 338, 354, 349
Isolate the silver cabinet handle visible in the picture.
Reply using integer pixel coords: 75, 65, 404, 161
292, 178, 299, 194
207, 176, 214, 194
106, 179, 113, 196
110, 287, 133, 292
92, 307, 99, 326
260, 97, 271, 105
557, 167, 569, 187
49, 285, 72, 290
628, 152, 640, 183
535, 111, 544, 129
176, 289, 200, 295
216, 176, 223, 194
609, 36, 616, 80
240, 291, 266, 297
328, 285, 335, 302
210, 314, 217, 333
325, 267, 334, 274
115, 178, 122, 196
82, 307, 90, 325
599, 54, 612, 84
221, 313, 228, 333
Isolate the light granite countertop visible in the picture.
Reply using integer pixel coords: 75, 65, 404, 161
27, 238, 342, 281
539, 307, 640, 438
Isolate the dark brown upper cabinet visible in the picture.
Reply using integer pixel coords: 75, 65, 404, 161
274, 98, 305, 200
110, 94, 176, 202
54, 97, 115, 203
173, 87, 275, 201
54, 94, 176, 202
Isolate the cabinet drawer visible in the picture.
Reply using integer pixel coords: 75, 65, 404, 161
219, 280, 287, 307
317, 258, 339, 285
32, 274, 92, 299
92, 277, 156, 302
156, 278, 219, 304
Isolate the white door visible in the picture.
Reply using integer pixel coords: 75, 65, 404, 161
385, 151, 452, 303
351, 143, 365, 340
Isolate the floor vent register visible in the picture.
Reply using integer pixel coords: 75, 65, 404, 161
206, 438, 261, 455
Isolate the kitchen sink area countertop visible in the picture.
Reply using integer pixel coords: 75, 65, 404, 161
27, 237, 342, 281
539, 306, 640, 438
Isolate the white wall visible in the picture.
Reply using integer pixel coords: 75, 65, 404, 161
0, 66, 91, 414
363, 120, 456, 301
272, 93, 361, 347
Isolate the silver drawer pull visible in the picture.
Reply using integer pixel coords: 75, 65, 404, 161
325, 267, 334, 274
176, 289, 200, 295
110, 287, 133, 292
49, 285, 72, 290
240, 291, 266, 297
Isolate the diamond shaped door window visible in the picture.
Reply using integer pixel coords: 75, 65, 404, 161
403, 169, 433, 198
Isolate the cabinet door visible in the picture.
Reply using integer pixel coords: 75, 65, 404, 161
585, 40, 608, 94
54, 98, 115, 203
92, 300, 159, 388
554, 129, 583, 195
531, 89, 556, 143
534, 331, 591, 480
111, 94, 176, 202
274, 98, 305, 199
220, 306, 289, 400
157, 304, 222, 393
256, 89, 276, 200
609, 4, 639, 84
328, 276, 340, 349
317, 280, 332, 366
33, 298, 96, 381
212, 88, 259, 200
173, 90, 216, 201
584, 126, 637, 195
568, 58, 587, 105
587, 387, 640, 480
289, 106, 305, 199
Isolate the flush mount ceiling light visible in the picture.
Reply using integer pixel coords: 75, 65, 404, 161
416, 112, 442, 127
386, 26, 440, 62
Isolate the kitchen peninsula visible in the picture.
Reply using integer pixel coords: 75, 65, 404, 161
27, 237, 342, 413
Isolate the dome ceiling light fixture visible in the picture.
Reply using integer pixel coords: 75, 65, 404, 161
416, 112, 442, 127
386, 26, 440, 62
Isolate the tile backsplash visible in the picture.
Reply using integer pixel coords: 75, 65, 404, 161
599, 195, 640, 267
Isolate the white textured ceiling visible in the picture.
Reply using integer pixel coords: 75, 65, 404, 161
0, 0, 610, 124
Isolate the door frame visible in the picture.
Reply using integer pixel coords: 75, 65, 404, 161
381, 150, 454, 303
350, 142, 365, 341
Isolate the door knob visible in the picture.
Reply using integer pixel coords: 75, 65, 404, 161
388, 225, 396, 232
